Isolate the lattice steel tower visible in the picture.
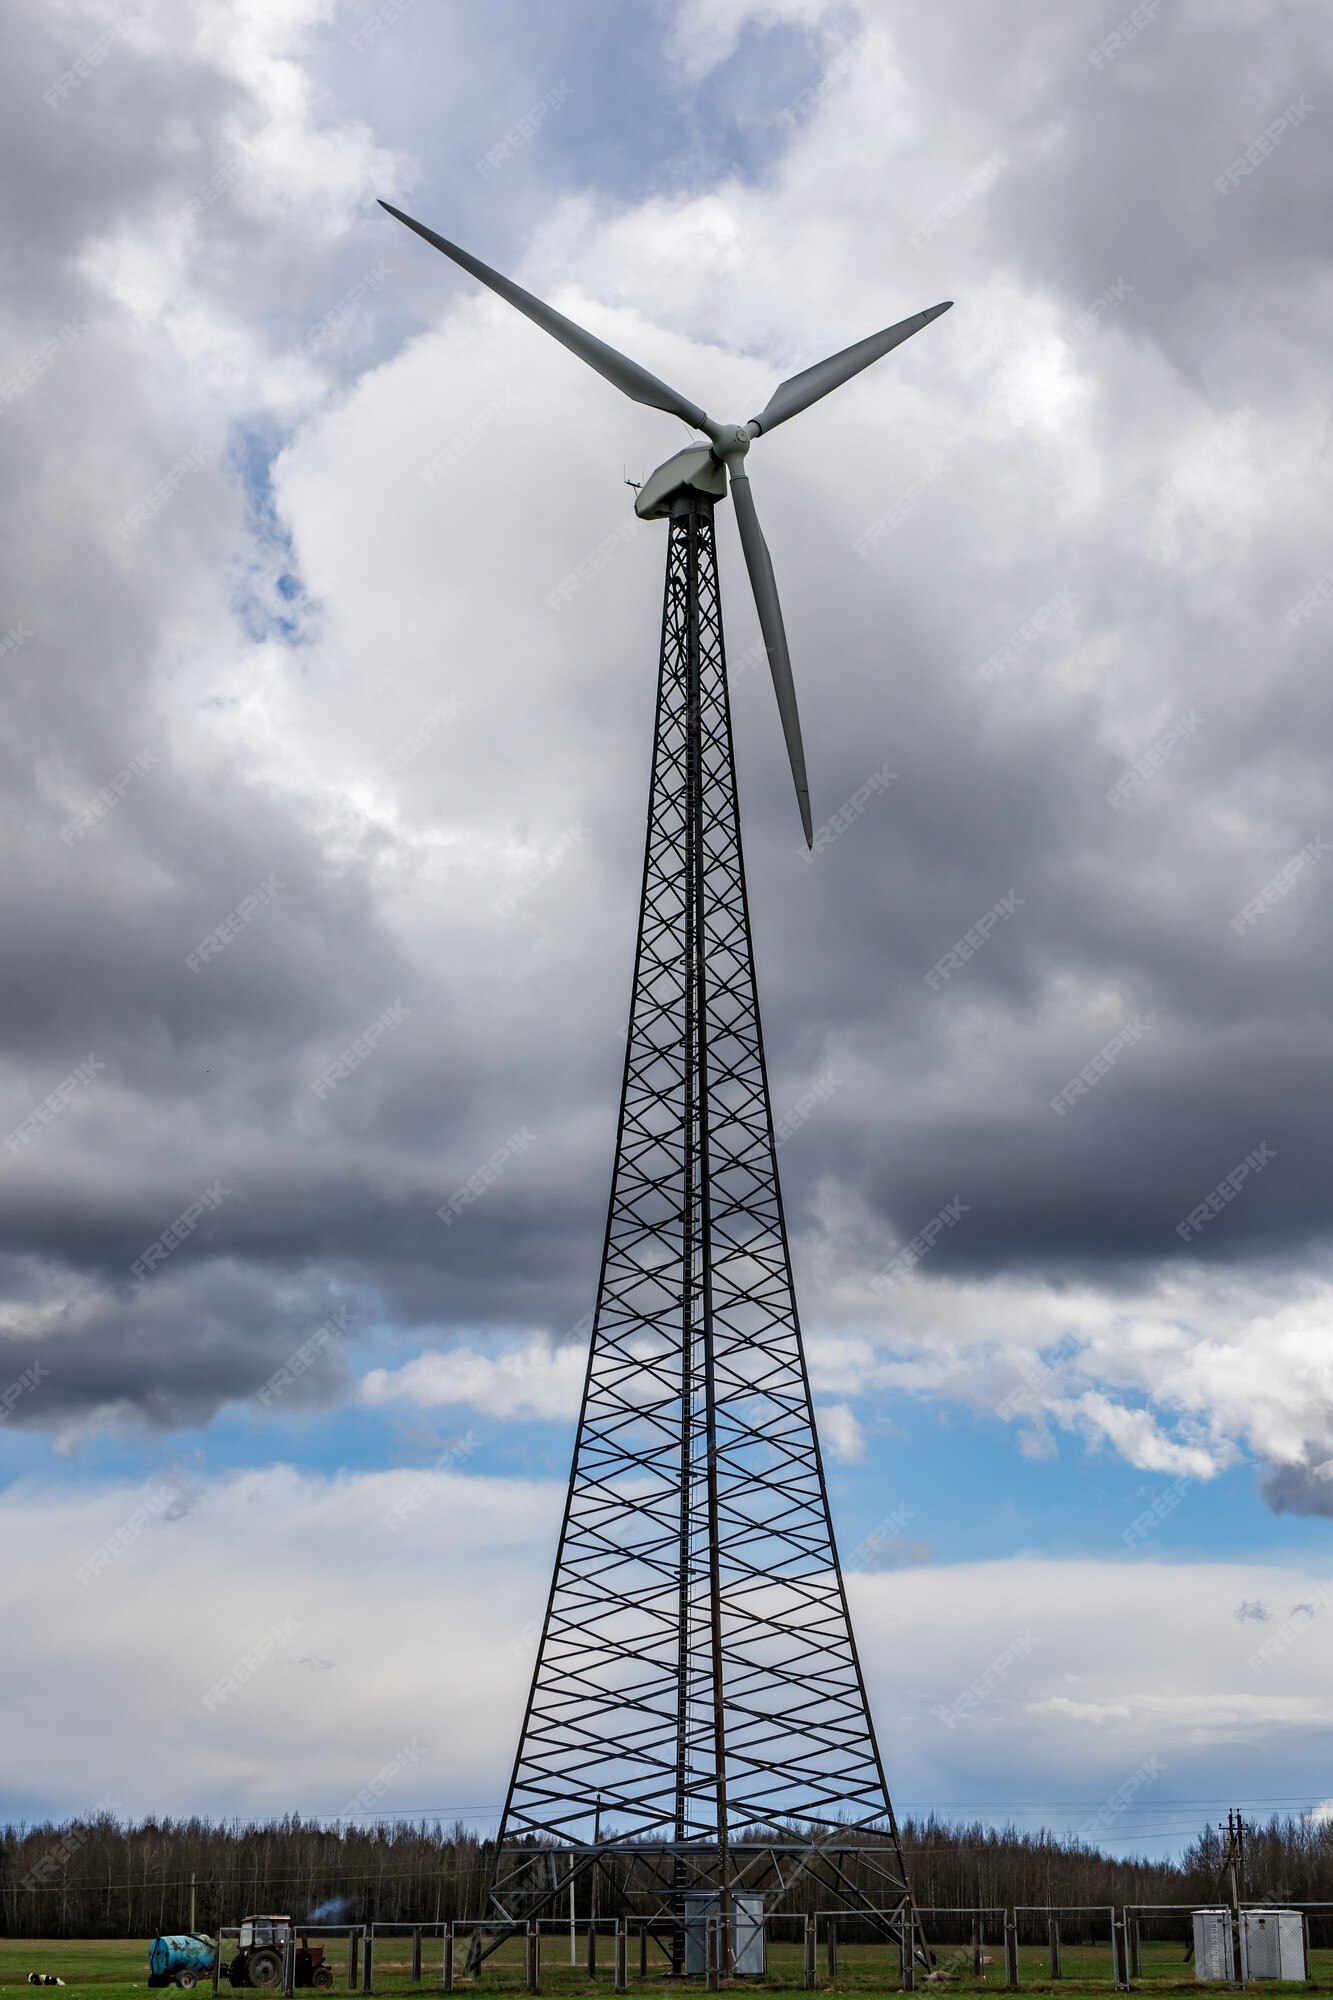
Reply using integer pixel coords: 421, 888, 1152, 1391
378, 198, 951, 1972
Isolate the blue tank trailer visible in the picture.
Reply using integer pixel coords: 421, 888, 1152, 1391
148, 1938, 216, 1990
149, 1920, 333, 1990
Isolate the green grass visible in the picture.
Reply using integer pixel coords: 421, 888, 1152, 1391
1, 1935, 1329, 1998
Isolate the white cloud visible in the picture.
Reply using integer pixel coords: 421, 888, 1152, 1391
5, 1467, 1333, 1831
806, 1266, 1333, 1487
361, 1334, 585, 1422
816, 1399, 866, 1462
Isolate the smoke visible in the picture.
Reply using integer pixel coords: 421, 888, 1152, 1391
307, 1897, 354, 1924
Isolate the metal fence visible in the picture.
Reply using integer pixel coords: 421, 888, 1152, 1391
206, 1905, 1333, 1993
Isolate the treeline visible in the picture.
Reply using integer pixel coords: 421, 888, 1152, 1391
0, 1812, 1327, 1940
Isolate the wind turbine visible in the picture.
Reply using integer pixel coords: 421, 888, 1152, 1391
380, 200, 949, 845
379, 199, 951, 1972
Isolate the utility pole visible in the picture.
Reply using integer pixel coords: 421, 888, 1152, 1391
190, 1871, 197, 1934
1221, 1810, 1245, 1983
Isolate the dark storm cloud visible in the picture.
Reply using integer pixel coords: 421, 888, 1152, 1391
2, 0, 1333, 1475
1262, 1461, 1333, 1518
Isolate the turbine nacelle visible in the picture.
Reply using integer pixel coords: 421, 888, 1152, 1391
378, 198, 951, 847
634, 444, 728, 522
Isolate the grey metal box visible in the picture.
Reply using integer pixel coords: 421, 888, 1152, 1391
683, 1894, 765, 1976
1193, 1910, 1234, 1982
1242, 1910, 1305, 1981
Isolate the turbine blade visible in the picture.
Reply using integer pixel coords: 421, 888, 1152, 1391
728, 469, 812, 847
379, 201, 712, 434
750, 301, 952, 435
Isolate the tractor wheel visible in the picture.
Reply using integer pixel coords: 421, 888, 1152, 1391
312, 1970, 333, 1989
176, 1973, 199, 1990
246, 1951, 282, 1989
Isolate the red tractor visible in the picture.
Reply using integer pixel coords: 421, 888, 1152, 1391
227, 1917, 332, 1990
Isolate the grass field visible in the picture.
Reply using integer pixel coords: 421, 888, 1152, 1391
1, 1936, 1326, 1997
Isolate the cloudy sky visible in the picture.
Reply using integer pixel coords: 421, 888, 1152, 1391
3, 0, 1333, 1857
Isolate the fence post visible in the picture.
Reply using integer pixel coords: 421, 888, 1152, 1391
1128, 1911, 1142, 1980
1111, 1913, 1129, 1993
362, 1927, 373, 1995
1048, 1917, 1062, 1980
615, 1923, 628, 1994
587, 1924, 597, 1979
348, 1932, 359, 1991
707, 1914, 720, 1994
412, 1929, 422, 1985
442, 1927, 454, 1993
525, 1922, 540, 1994
804, 1916, 817, 1990
1005, 1912, 1019, 1991
212, 1933, 223, 1999
826, 1920, 838, 1981
639, 1925, 648, 1979
973, 1918, 983, 1979
1302, 1914, 1311, 1984
901, 1923, 916, 1992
